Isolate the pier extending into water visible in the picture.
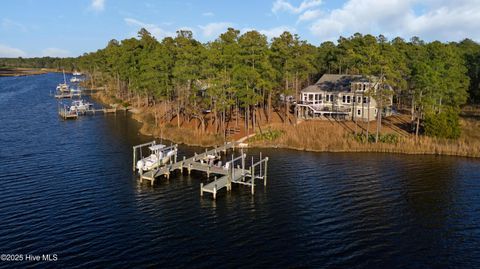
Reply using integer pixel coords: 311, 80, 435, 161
54, 92, 82, 99
57, 105, 117, 120
133, 142, 268, 199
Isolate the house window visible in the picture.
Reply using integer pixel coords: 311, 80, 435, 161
357, 109, 361, 115
342, 95, 346, 103
358, 96, 362, 103
308, 94, 314, 101
363, 97, 368, 103
347, 96, 351, 103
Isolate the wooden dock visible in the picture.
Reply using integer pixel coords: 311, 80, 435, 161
133, 142, 269, 199
58, 107, 78, 120
57, 106, 117, 120
200, 153, 268, 199
54, 92, 82, 99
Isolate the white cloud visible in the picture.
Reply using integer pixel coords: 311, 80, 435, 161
297, 9, 322, 22
41, 48, 71, 57
0, 44, 27, 57
202, 12, 214, 17
1, 19, 27, 32
406, 3, 480, 41
272, 0, 322, 14
308, 0, 480, 42
91, 0, 105, 11
309, 0, 415, 40
124, 18, 174, 39
259, 26, 296, 39
242, 26, 297, 40
199, 22, 233, 38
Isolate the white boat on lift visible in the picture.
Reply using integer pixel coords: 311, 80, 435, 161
70, 88, 82, 96
56, 83, 70, 92
70, 99, 93, 114
72, 71, 82, 76
136, 144, 177, 173
70, 77, 82, 83
200, 153, 221, 166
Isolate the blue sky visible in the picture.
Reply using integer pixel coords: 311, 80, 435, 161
1, 0, 479, 57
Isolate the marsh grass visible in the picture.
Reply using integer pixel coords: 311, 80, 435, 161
252, 119, 480, 157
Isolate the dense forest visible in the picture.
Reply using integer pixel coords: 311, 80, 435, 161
2, 28, 480, 139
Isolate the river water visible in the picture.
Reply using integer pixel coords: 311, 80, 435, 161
0, 73, 479, 268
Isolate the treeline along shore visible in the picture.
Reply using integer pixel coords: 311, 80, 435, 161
2, 28, 480, 157
0, 67, 49, 77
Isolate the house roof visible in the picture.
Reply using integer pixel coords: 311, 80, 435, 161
302, 74, 378, 93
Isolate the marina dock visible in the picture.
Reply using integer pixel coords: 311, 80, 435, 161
54, 92, 82, 99
58, 106, 117, 120
58, 106, 78, 120
133, 142, 268, 199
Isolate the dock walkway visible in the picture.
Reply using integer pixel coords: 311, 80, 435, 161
135, 142, 268, 199
58, 107, 117, 120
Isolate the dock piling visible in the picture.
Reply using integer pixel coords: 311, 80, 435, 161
250, 166, 254, 195
132, 148, 136, 171
264, 157, 268, 186
260, 152, 262, 178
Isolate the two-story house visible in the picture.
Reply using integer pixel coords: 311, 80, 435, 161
296, 74, 393, 121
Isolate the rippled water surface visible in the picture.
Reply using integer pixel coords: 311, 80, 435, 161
0, 74, 480, 268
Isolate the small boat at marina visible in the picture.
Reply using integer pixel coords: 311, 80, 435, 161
54, 88, 81, 99
70, 88, 82, 95
56, 83, 70, 92
70, 77, 82, 83
56, 70, 70, 92
72, 71, 82, 76
199, 153, 221, 166
136, 144, 177, 173
69, 99, 93, 114
58, 104, 78, 120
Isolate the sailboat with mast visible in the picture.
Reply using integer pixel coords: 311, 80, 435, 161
56, 70, 70, 93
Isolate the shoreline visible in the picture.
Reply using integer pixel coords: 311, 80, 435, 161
90, 90, 480, 158
0, 68, 66, 77
248, 142, 480, 159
